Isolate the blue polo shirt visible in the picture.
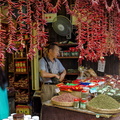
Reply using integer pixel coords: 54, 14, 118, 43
39, 57, 65, 83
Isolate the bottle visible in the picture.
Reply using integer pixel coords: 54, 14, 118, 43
73, 98, 79, 109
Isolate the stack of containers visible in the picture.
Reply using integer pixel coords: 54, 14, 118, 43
80, 87, 90, 109
3, 113, 39, 120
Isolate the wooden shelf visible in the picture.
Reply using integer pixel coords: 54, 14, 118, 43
8, 71, 14, 73
14, 57, 27, 60
14, 72, 28, 74
15, 101, 28, 104
66, 73, 79, 75
14, 87, 28, 89
58, 56, 78, 59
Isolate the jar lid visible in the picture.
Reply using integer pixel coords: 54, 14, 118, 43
13, 114, 24, 118
74, 98, 79, 101
81, 90, 88, 93
81, 99, 87, 103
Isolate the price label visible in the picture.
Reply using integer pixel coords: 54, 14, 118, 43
55, 87, 60, 93
98, 60, 106, 72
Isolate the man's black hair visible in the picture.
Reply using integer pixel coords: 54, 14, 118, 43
46, 42, 59, 51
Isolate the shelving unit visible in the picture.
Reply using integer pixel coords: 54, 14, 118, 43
58, 43, 79, 80
8, 42, 31, 105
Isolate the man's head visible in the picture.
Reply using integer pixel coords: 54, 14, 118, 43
46, 43, 60, 59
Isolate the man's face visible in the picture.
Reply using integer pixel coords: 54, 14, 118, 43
50, 45, 60, 58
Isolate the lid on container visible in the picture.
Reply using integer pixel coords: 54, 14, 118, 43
13, 113, 24, 118
81, 99, 87, 103
74, 98, 79, 101
81, 90, 88, 93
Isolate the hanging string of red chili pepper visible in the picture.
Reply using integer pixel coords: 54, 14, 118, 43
73, 0, 108, 63
116, 0, 120, 14
6, 0, 17, 53
113, 10, 120, 58
0, 5, 6, 66
104, 0, 116, 13
33, 0, 48, 50
16, 0, 27, 50
43, 0, 61, 13
26, 0, 36, 59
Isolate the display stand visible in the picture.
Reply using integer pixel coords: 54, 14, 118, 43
41, 100, 120, 120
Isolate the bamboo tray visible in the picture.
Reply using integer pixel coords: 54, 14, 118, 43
51, 96, 74, 107
87, 103, 120, 114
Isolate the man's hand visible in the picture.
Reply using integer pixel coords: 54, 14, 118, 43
59, 70, 66, 82
54, 74, 60, 79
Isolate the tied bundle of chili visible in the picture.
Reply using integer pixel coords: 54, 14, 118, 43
26, 0, 36, 59
0, 5, 6, 66
17, 0, 27, 50
32, 0, 48, 50
6, 0, 17, 53
43, 0, 61, 13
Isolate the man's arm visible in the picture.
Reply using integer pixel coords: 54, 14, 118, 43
40, 70, 60, 79
59, 70, 66, 82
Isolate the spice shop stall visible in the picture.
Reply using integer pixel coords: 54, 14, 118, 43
41, 75, 120, 120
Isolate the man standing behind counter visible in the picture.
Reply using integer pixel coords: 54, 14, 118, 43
39, 43, 66, 102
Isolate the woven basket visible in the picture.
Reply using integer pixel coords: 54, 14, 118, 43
51, 96, 74, 107
59, 91, 81, 98
87, 103, 120, 114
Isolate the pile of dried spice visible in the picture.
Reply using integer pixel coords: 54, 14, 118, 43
87, 94, 120, 109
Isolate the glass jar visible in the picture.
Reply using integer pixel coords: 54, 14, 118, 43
23, 67, 27, 72
19, 61, 22, 67
63, 51, 67, 57
21, 67, 24, 72
17, 67, 20, 72
13, 114, 24, 120
80, 99, 87, 109
17, 62, 20, 67
73, 98, 79, 109
16, 67, 18, 72
22, 61, 26, 67
81, 90, 89, 99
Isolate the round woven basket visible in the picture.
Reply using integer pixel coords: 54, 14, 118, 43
87, 103, 120, 114
51, 96, 74, 107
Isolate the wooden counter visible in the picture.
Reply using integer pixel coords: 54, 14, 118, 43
41, 101, 120, 120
